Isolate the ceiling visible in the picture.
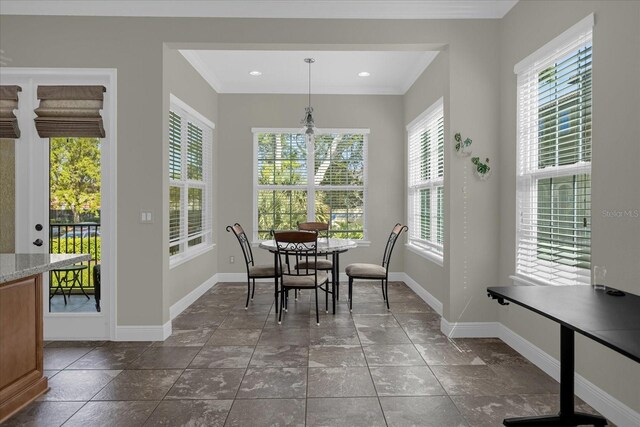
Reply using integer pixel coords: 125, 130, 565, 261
1, 1, 517, 95
180, 50, 439, 95
1, 1, 518, 20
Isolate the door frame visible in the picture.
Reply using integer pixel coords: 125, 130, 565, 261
6, 67, 117, 340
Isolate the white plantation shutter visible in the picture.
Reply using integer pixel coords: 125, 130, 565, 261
407, 98, 444, 255
515, 16, 592, 286
254, 128, 368, 241
313, 133, 366, 239
169, 96, 214, 260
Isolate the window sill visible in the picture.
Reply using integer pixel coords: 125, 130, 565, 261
405, 243, 443, 266
170, 243, 216, 269
510, 273, 590, 287
510, 274, 557, 287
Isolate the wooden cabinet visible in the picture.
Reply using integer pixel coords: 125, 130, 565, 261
0, 274, 48, 422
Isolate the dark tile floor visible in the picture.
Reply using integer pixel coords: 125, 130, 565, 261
7, 281, 615, 426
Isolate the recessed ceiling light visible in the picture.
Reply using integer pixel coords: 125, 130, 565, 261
249, 70, 262, 76
358, 71, 371, 77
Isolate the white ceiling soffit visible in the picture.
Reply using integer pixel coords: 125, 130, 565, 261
1, 1, 518, 20
179, 50, 439, 95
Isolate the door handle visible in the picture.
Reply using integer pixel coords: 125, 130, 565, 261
33, 238, 43, 247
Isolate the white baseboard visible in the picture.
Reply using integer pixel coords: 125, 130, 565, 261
499, 325, 640, 427
169, 274, 219, 319
398, 272, 443, 315
115, 321, 171, 341
440, 318, 501, 338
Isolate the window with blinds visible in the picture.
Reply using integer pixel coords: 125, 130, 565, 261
254, 129, 368, 241
515, 15, 592, 286
407, 98, 444, 257
169, 96, 214, 263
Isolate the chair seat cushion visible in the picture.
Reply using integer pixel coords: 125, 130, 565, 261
282, 271, 328, 288
248, 264, 280, 278
295, 258, 333, 270
345, 263, 386, 279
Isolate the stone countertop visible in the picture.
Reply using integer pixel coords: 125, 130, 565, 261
0, 253, 92, 284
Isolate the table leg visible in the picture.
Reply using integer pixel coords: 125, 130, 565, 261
334, 252, 340, 301
502, 325, 607, 426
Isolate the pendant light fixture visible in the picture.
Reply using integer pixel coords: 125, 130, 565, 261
301, 57, 316, 136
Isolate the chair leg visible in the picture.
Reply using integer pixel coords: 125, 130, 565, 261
381, 280, 386, 301
278, 289, 284, 324
314, 286, 320, 326
295, 289, 298, 300
385, 280, 390, 311
251, 279, 256, 300
348, 277, 353, 312
285, 289, 289, 312
245, 277, 251, 309
325, 277, 329, 313
274, 276, 279, 315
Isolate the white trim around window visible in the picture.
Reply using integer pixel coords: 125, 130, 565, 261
406, 97, 444, 264
169, 94, 215, 268
514, 17, 593, 286
252, 128, 369, 242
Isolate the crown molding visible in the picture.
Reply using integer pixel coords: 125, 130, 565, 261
1, 1, 518, 20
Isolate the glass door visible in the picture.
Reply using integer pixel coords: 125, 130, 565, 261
9, 70, 115, 340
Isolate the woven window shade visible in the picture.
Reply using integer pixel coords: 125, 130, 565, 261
34, 85, 106, 138
0, 85, 22, 139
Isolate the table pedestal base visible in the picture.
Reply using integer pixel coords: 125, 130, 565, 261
504, 411, 607, 426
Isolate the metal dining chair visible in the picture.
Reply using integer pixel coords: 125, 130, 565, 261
345, 223, 407, 311
296, 222, 334, 305
272, 229, 329, 325
227, 223, 281, 309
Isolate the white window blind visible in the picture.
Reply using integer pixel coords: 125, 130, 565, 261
407, 98, 444, 256
169, 97, 214, 261
254, 129, 368, 241
515, 16, 592, 286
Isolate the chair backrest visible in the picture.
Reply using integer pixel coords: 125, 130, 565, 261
297, 221, 330, 239
226, 223, 254, 269
272, 230, 319, 279
382, 223, 408, 270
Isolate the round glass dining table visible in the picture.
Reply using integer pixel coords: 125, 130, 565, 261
259, 237, 357, 313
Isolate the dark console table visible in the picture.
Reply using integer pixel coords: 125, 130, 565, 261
487, 285, 640, 426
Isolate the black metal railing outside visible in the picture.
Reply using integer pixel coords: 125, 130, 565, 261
49, 223, 101, 293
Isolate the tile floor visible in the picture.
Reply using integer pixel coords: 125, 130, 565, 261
7, 281, 614, 426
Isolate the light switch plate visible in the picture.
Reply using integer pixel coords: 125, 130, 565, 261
140, 210, 153, 223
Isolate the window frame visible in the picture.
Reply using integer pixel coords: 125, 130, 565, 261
406, 98, 444, 264
514, 15, 593, 286
169, 94, 215, 268
252, 128, 369, 243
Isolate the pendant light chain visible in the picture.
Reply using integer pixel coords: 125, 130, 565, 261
308, 59, 311, 108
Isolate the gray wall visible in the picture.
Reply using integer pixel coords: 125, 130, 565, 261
0, 139, 15, 252
163, 48, 220, 308
498, 0, 640, 412
403, 50, 449, 305
217, 93, 404, 270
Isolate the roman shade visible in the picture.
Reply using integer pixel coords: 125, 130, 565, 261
34, 85, 106, 138
0, 85, 22, 139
